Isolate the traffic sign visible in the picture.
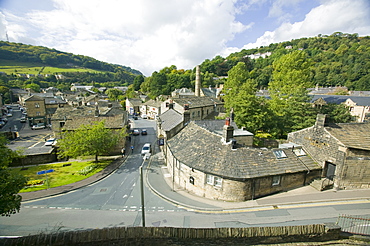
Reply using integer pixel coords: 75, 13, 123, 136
37, 169, 54, 175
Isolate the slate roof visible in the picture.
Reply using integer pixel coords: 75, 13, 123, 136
51, 104, 123, 121
325, 122, 370, 151
158, 109, 183, 131
194, 120, 254, 137
172, 96, 223, 108
127, 98, 142, 106
62, 115, 125, 130
310, 95, 370, 106
167, 122, 320, 179
144, 99, 162, 108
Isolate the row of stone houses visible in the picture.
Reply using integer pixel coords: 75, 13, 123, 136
159, 112, 370, 202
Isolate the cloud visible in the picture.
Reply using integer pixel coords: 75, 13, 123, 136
3, 0, 249, 76
240, 0, 370, 50
0, 12, 7, 40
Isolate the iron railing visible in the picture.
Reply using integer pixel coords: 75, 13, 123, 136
336, 214, 370, 235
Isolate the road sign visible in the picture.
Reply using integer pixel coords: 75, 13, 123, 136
37, 169, 54, 175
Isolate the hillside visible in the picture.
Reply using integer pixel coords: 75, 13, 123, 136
0, 41, 142, 76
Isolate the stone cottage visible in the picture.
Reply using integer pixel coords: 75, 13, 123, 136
164, 119, 321, 202
288, 114, 370, 190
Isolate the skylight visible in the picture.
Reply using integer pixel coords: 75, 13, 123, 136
273, 149, 287, 159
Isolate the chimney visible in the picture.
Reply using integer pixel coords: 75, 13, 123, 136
223, 117, 234, 142
195, 65, 201, 97
315, 114, 326, 128
94, 104, 99, 117
183, 111, 190, 126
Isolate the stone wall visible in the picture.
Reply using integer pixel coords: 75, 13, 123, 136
1, 224, 342, 246
341, 148, 370, 189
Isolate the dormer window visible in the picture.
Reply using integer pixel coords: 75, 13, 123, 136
273, 149, 287, 159
293, 148, 306, 156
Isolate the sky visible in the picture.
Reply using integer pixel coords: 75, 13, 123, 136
0, 0, 369, 76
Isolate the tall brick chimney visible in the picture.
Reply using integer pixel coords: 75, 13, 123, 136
195, 65, 201, 97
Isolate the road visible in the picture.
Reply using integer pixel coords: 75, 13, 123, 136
1, 115, 370, 236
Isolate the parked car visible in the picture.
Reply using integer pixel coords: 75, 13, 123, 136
20, 117, 26, 123
44, 138, 56, 146
141, 143, 151, 156
6, 112, 12, 117
0, 120, 5, 128
141, 114, 147, 119
133, 129, 140, 136
133, 116, 138, 120
141, 129, 147, 135
32, 123, 46, 130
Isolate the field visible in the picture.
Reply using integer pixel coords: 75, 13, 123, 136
0, 59, 102, 75
9, 159, 112, 192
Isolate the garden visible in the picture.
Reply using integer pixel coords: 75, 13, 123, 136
9, 159, 112, 192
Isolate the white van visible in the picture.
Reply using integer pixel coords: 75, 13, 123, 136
141, 143, 151, 156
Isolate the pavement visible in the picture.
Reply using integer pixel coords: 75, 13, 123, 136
20, 151, 370, 212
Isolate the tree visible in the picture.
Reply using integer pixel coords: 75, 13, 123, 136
0, 135, 27, 216
106, 88, 123, 101
268, 50, 315, 138
224, 62, 268, 133
133, 75, 144, 91
57, 120, 126, 162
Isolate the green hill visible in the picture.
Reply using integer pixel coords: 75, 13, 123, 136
0, 41, 142, 77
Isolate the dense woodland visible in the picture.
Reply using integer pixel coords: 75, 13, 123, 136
140, 32, 370, 98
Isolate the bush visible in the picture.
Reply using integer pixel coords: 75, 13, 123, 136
76, 164, 99, 176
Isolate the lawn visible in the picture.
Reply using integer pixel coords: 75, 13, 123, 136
0, 59, 103, 75
9, 159, 112, 193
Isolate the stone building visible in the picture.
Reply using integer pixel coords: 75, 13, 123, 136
164, 119, 321, 202
51, 101, 128, 155
288, 114, 370, 190
161, 97, 224, 121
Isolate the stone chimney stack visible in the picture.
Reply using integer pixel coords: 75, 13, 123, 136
223, 117, 234, 143
94, 104, 99, 117
195, 65, 201, 97
183, 111, 190, 126
315, 114, 326, 128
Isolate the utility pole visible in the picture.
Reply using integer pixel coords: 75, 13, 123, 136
139, 158, 146, 227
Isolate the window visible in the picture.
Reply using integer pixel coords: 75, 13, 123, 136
273, 150, 287, 159
36, 112, 41, 116
35, 103, 40, 108
214, 177, 222, 187
293, 148, 306, 156
206, 174, 222, 187
197, 111, 200, 116
272, 176, 281, 186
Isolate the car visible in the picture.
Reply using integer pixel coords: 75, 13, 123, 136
32, 123, 46, 130
141, 143, 151, 156
133, 116, 138, 120
44, 138, 56, 146
0, 120, 5, 128
6, 112, 12, 117
20, 117, 26, 123
133, 129, 140, 136
141, 114, 147, 119
141, 129, 147, 135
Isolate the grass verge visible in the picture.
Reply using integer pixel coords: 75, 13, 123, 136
9, 159, 112, 193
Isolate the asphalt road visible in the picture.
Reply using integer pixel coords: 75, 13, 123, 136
1, 115, 370, 236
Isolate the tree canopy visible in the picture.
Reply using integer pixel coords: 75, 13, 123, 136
57, 121, 127, 162
0, 135, 27, 216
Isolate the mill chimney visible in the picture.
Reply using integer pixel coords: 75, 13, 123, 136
195, 65, 201, 97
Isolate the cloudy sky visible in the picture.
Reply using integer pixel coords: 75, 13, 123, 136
0, 0, 369, 76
